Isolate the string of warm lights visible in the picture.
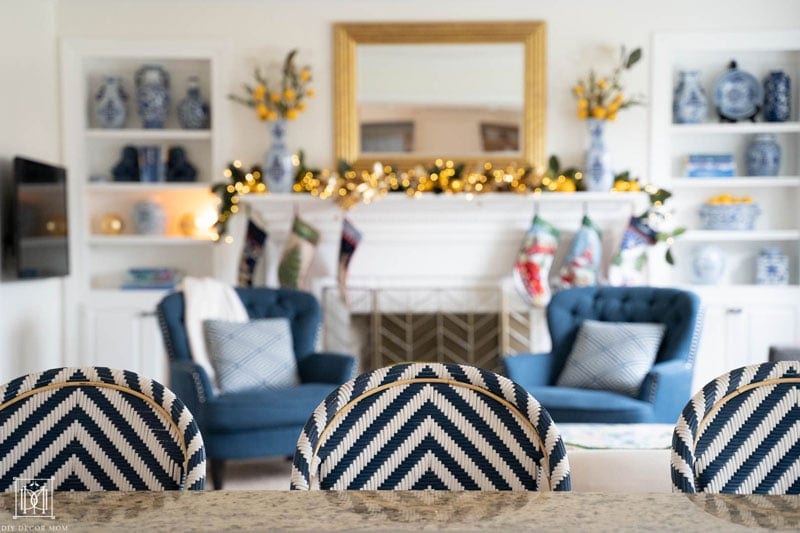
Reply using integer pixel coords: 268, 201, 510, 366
211, 157, 670, 239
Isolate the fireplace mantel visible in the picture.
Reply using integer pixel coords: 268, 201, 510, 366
228, 191, 649, 290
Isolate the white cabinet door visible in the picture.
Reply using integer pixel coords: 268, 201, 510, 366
747, 305, 799, 364
82, 305, 166, 383
691, 295, 800, 394
692, 304, 727, 393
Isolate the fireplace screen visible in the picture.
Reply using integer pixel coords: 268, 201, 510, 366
321, 285, 538, 374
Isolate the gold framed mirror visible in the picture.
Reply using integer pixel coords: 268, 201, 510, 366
333, 21, 547, 171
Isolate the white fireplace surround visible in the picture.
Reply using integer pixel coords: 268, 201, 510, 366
229, 192, 650, 356
233, 192, 650, 290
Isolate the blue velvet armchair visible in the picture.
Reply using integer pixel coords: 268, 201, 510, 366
503, 286, 702, 424
157, 287, 356, 489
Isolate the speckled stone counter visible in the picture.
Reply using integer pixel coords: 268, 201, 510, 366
2, 491, 800, 532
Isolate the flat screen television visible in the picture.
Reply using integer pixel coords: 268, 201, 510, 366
1, 157, 69, 280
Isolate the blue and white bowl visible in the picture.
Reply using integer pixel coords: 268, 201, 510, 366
699, 203, 760, 231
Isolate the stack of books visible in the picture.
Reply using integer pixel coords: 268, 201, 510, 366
121, 268, 182, 290
685, 154, 736, 177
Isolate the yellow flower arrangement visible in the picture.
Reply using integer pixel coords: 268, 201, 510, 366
230, 49, 313, 121
573, 46, 643, 121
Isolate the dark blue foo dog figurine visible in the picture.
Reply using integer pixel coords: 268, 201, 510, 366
166, 146, 197, 182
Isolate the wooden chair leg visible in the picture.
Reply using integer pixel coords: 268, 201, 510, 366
210, 459, 225, 490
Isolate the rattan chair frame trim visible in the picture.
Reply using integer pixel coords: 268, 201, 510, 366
0, 381, 190, 474
694, 377, 800, 449
309, 376, 551, 490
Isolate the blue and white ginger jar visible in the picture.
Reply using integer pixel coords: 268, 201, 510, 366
135, 65, 170, 128
745, 133, 781, 176
763, 70, 791, 122
673, 70, 708, 124
93, 76, 128, 128
756, 247, 789, 285
690, 245, 726, 285
177, 76, 210, 129
132, 200, 166, 235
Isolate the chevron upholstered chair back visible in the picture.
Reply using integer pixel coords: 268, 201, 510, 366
0, 367, 206, 491
290, 362, 571, 491
671, 361, 800, 494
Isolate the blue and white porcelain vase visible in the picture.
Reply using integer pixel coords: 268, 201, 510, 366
584, 118, 613, 192
135, 65, 170, 128
690, 245, 726, 285
177, 76, 210, 129
745, 133, 781, 176
93, 76, 128, 129
132, 200, 166, 235
264, 120, 295, 193
763, 70, 791, 122
673, 70, 708, 124
756, 247, 789, 285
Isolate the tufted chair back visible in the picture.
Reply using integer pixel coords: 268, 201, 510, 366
0, 367, 206, 491
672, 362, 800, 494
158, 287, 322, 365
546, 286, 702, 384
291, 362, 571, 491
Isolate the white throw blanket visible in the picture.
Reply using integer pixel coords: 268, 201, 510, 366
182, 276, 249, 388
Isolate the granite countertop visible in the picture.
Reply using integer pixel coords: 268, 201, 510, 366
2, 491, 800, 532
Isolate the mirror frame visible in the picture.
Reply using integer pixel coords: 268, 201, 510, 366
333, 21, 547, 171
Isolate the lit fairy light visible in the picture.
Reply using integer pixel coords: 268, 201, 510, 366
211, 157, 667, 239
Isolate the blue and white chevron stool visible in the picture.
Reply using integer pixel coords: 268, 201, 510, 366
671, 361, 800, 494
0, 367, 206, 491
291, 362, 571, 491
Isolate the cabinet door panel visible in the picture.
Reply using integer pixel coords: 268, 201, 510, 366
724, 306, 750, 371
692, 305, 727, 393
748, 306, 799, 365
83, 307, 166, 383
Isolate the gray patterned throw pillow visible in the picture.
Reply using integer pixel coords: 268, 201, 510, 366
555, 319, 666, 397
203, 318, 300, 393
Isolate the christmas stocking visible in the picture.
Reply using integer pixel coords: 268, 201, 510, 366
278, 215, 320, 289
238, 218, 268, 287
608, 216, 657, 286
513, 214, 560, 307
559, 215, 602, 288
338, 217, 362, 303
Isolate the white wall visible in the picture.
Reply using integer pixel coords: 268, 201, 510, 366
55, 0, 800, 177
0, 0, 64, 381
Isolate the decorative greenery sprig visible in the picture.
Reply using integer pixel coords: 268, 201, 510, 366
612, 171, 685, 264
211, 161, 266, 239
229, 49, 314, 121
573, 45, 644, 120
544, 155, 583, 192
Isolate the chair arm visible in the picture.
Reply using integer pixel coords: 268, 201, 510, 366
169, 360, 214, 424
298, 352, 357, 385
501, 352, 555, 388
639, 360, 694, 423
